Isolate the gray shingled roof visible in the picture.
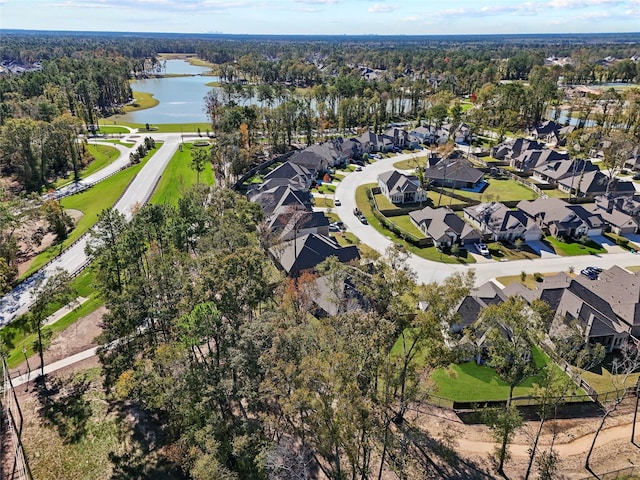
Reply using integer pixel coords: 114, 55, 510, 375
270, 233, 360, 274
378, 170, 422, 195
410, 206, 481, 243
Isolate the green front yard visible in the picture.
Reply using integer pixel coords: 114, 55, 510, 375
544, 236, 606, 256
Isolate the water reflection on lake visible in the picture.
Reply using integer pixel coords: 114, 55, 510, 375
116, 59, 216, 124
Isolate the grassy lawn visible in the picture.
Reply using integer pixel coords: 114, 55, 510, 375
454, 178, 538, 203
332, 173, 345, 182
393, 155, 429, 170
2, 268, 103, 368
431, 346, 558, 402
539, 188, 570, 199
389, 215, 426, 238
355, 184, 475, 265
496, 272, 568, 289
314, 197, 334, 208
486, 241, 540, 261
580, 366, 640, 395
97, 125, 130, 134
428, 190, 467, 207
53, 143, 120, 188
317, 183, 336, 194
544, 236, 606, 256
22, 148, 159, 279
123, 122, 212, 134
149, 142, 214, 205
101, 139, 134, 147
123, 91, 159, 112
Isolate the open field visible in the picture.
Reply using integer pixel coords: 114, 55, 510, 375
149, 142, 214, 205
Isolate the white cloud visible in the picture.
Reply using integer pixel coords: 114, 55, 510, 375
368, 3, 398, 13
402, 15, 422, 22
291, 0, 337, 4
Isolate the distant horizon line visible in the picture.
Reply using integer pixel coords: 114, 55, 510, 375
2, 28, 640, 39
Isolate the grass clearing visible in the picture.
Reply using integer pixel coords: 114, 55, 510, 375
149, 142, 214, 205
123, 91, 159, 112
22, 148, 158, 278
454, 178, 538, 203
431, 346, 560, 402
97, 125, 130, 134
2, 267, 102, 368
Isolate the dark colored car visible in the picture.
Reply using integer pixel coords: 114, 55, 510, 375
580, 269, 597, 280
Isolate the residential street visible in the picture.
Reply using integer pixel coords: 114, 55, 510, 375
334, 152, 640, 286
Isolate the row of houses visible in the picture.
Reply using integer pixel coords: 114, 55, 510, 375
455, 266, 640, 353
374, 190, 637, 250
492, 135, 637, 198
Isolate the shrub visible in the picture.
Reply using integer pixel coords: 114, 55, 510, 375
534, 272, 543, 282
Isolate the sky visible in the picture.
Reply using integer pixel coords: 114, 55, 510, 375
1, 0, 640, 36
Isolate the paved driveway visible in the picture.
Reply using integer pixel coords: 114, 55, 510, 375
526, 240, 558, 258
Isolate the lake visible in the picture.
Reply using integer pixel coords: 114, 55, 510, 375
116, 59, 216, 124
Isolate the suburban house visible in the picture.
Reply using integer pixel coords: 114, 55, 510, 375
516, 197, 606, 239
288, 150, 329, 177
384, 127, 420, 149
589, 197, 639, 235
249, 185, 313, 217
529, 120, 574, 146
557, 169, 636, 198
378, 170, 427, 204
304, 137, 363, 168
409, 206, 482, 248
511, 148, 570, 172
595, 195, 640, 220
448, 281, 507, 337
312, 275, 367, 318
410, 125, 437, 144
623, 148, 640, 172
491, 138, 545, 163
269, 233, 360, 275
531, 159, 598, 185
358, 131, 394, 153
505, 267, 640, 351
464, 202, 543, 242
423, 156, 485, 190
266, 209, 330, 242
247, 177, 308, 197
263, 161, 314, 189
453, 122, 472, 144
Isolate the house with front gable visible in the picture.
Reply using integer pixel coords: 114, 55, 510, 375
529, 120, 571, 145
288, 150, 329, 177
516, 197, 606, 239
557, 169, 636, 198
269, 233, 360, 276
491, 138, 545, 163
589, 196, 639, 235
384, 127, 419, 150
506, 268, 640, 352
263, 161, 314, 188
410, 125, 437, 144
532, 158, 598, 185
423, 155, 485, 190
595, 195, 640, 221
250, 185, 313, 218
409, 206, 481, 248
358, 131, 394, 153
511, 148, 570, 172
378, 170, 427, 204
464, 202, 542, 242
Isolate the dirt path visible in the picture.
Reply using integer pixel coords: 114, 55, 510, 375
457, 420, 639, 456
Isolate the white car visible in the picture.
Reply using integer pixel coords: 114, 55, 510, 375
476, 243, 490, 256
334, 198, 341, 206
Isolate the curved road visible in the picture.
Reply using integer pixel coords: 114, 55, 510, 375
0, 132, 183, 326
334, 152, 640, 286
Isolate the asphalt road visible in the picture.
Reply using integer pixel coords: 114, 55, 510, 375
334, 151, 640, 286
0, 133, 181, 326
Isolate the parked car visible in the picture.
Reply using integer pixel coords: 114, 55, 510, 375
588, 266, 603, 273
353, 207, 361, 216
329, 223, 340, 232
475, 243, 490, 256
580, 268, 597, 280
334, 198, 341, 206
355, 166, 362, 172
358, 214, 368, 225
